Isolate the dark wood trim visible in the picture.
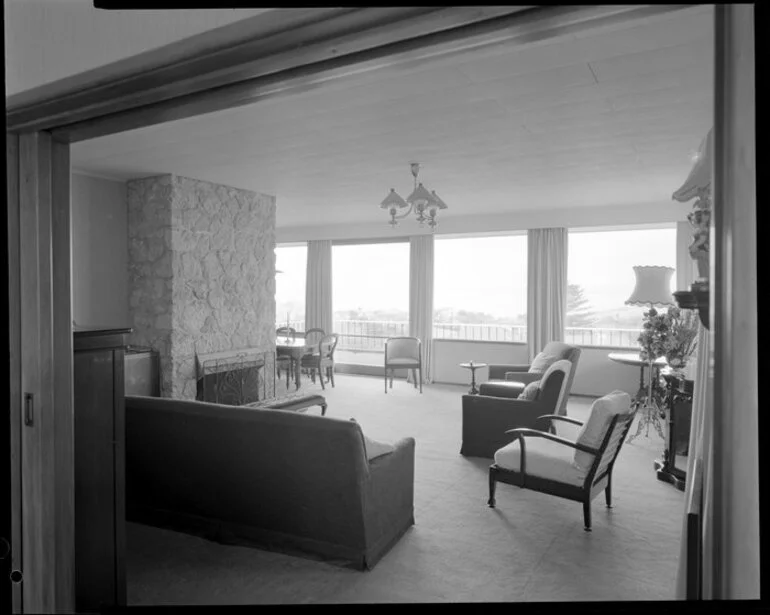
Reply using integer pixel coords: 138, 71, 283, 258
51, 139, 75, 611
712, 4, 758, 598
8, 5, 691, 142
6, 132, 23, 614
113, 349, 127, 606
73, 329, 132, 352
6, 6, 518, 134
19, 132, 54, 613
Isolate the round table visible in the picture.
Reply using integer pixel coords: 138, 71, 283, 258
608, 352, 668, 441
459, 362, 487, 395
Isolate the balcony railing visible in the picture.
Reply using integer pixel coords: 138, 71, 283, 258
277, 319, 641, 350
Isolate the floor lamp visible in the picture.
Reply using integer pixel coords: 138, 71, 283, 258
625, 265, 675, 442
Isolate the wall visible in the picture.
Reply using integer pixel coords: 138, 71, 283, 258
277, 200, 693, 243
127, 174, 276, 399
431, 339, 639, 398
4, 1, 271, 96
70, 173, 129, 327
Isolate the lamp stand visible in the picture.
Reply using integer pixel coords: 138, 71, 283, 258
627, 357, 665, 443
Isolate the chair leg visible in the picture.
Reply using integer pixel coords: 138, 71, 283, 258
412, 369, 417, 388
488, 469, 497, 508
605, 474, 613, 508
384, 369, 388, 394
419, 367, 423, 394
319, 367, 326, 390
329, 366, 335, 387
583, 500, 592, 532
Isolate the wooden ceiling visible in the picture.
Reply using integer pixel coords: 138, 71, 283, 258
70, 5, 714, 229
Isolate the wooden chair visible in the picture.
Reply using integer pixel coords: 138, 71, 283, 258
300, 328, 325, 377
384, 337, 422, 394
487, 391, 636, 531
276, 327, 296, 384
300, 333, 339, 390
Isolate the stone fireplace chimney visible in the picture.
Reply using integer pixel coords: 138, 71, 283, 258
127, 174, 276, 399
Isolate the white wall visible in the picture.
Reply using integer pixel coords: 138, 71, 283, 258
277, 200, 693, 243
431, 340, 640, 398
71, 173, 129, 328
432, 340, 528, 387
4, 0, 271, 96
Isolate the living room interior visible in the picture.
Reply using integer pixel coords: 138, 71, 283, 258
4, 3, 759, 610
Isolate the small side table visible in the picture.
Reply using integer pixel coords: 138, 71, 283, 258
459, 362, 487, 395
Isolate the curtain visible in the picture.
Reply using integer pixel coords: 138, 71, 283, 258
676, 221, 698, 290
304, 240, 333, 335
527, 228, 568, 361
675, 322, 713, 598
409, 235, 434, 383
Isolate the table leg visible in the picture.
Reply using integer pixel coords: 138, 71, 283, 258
469, 367, 478, 395
294, 357, 301, 391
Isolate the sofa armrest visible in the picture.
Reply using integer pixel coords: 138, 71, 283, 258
488, 364, 530, 380
362, 437, 416, 568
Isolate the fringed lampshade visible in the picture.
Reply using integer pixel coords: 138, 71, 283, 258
625, 266, 675, 307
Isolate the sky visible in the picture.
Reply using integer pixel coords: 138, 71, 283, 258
275, 226, 677, 322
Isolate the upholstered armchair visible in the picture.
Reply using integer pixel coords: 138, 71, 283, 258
487, 391, 636, 531
481, 342, 582, 416
461, 359, 572, 459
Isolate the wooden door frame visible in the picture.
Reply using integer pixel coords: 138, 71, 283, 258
6, 5, 717, 612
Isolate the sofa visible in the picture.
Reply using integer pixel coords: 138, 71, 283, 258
125, 395, 415, 570
461, 359, 572, 459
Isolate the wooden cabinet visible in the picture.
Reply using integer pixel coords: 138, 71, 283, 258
74, 327, 130, 612
655, 372, 694, 491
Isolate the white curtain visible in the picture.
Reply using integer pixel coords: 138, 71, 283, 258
675, 322, 713, 598
409, 235, 434, 383
676, 221, 698, 290
527, 228, 568, 361
304, 240, 333, 335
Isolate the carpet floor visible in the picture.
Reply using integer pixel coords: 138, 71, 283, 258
126, 374, 685, 605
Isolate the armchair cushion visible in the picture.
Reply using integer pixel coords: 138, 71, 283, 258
494, 437, 587, 486
528, 352, 559, 374
519, 380, 541, 401
574, 391, 633, 471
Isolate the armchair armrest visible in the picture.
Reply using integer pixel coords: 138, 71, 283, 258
488, 364, 530, 380
535, 414, 585, 427
504, 427, 598, 454
502, 428, 597, 479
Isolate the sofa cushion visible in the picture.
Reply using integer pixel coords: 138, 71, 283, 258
573, 390, 633, 471
494, 437, 587, 486
528, 352, 559, 374
519, 380, 541, 401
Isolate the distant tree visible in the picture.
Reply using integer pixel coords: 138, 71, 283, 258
566, 283, 598, 327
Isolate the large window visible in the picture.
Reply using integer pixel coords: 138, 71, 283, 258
275, 244, 307, 330
434, 235, 527, 342
567, 226, 676, 347
332, 241, 410, 359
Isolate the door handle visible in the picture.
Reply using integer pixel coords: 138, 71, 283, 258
24, 393, 33, 426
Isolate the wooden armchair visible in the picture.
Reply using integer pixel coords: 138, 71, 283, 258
276, 327, 296, 382
487, 390, 636, 531
300, 333, 339, 390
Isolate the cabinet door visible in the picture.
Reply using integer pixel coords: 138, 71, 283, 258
74, 349, 116, 612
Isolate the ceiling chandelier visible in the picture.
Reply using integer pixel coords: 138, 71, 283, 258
379, 162, 448, 231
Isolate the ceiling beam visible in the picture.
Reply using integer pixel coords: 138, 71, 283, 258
8, 5, 696, 141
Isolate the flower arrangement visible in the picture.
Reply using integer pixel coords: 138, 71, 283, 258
638, 306, 698, 369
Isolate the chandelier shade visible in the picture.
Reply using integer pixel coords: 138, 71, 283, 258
379, 163, 448, 230
672, 128, 712, 203
380, 188, 409, 210
625, 265, 675, 307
